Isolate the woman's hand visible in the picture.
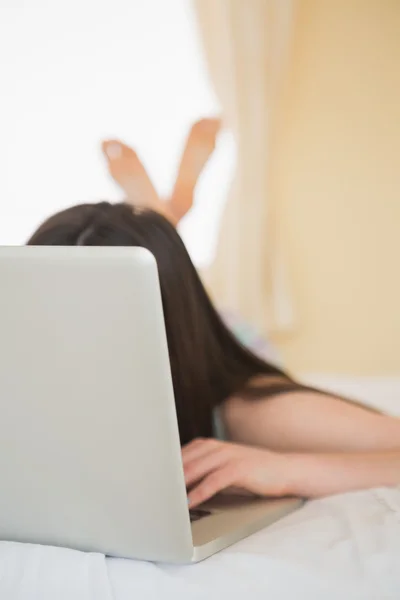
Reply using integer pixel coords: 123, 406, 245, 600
182, 438, 294, 507
183, 439, 400, 508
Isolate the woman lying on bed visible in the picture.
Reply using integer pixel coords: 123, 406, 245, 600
28, 201, 400, 508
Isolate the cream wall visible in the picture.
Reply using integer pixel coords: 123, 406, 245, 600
270, 0, 400, 375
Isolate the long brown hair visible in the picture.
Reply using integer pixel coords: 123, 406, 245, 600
28, 202, 301, 444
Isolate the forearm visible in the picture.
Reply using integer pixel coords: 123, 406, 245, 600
224, 392, 400, 453
289, 450, 400, 498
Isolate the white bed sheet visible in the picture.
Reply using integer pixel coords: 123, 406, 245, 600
107, 486, 400, 600
1, 487, 400, 600
1, 377, 399, 600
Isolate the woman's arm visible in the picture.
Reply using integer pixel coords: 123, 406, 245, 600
289, 450, 400, 497
222, 390, 400, 453
183, 438, 400, 507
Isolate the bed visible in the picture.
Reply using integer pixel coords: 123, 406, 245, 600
1, 377, 399, 600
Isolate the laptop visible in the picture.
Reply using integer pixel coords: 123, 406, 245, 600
0, 246, 302, 563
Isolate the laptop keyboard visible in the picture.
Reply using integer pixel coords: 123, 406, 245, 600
189, 509, 211, 522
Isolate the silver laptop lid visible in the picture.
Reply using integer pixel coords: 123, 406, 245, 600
0, 246, 193, 562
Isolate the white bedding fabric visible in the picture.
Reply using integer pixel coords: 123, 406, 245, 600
1, 377, 399, 600
1, 487, 400, 600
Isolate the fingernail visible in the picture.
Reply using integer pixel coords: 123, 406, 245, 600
106, 142, 122, 160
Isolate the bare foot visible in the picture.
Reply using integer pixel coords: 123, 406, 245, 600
170, 118, 221, 221
101, 119, 221, 226
102, 139, 173, 220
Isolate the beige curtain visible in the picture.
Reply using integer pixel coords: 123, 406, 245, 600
194, 0, 296, 335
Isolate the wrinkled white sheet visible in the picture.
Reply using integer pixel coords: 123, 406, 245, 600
1, 486, 400, 600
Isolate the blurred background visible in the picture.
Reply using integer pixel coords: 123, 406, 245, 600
1, 0, 400, 408
0, 0, 231, 264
